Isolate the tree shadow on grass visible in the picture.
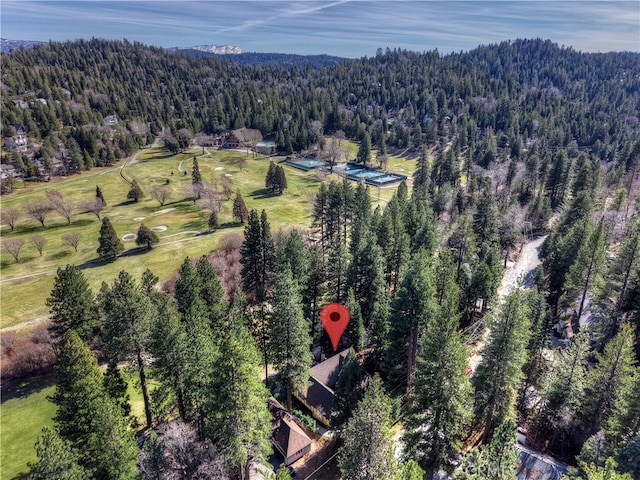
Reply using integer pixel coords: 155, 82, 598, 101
1, 373, 56, 403
13, 218, 95, 236
49, 250, 72, 260
220, 222, 243, 229
112, 200, 138, 208
249, 188, 282, 200
119, 247, 150, 257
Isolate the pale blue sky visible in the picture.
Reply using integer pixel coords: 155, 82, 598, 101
1, 1, 638, 57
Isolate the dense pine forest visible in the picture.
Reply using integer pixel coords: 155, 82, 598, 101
2, 38, 640, 479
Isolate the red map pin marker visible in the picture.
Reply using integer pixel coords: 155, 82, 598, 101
320, 303, 350, 352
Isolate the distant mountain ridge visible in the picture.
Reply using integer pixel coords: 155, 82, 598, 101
172, 44, 245, 54
2, 39, 344, 69
1, 38, 46, 53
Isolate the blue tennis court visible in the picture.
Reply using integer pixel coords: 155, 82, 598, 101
335, 163, 407, 186
285, 158, 327, 170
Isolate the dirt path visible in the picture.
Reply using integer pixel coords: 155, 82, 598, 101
468, 236, 547, 371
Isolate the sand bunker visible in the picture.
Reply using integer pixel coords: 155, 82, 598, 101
152, 207, 176, 216
133, 216, 145, 221
214, 167, 225, 171
122, 233, 137, 241
151, 225, 168, 232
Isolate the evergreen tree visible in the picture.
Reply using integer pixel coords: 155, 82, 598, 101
541, 191, 593, 311
240, 209, 275, 303
275, 164, 287, 193
580, 323, 637, 434
616, 433, 640, 479
51, 331, 138, 479
357, 131, 372, 166
195, 255, 227, 331
266, 161, 277, 192
532, 332, 589, 449
276, 465, 293, 480
606, 371, 640, 455
173, 258, 218, 436
232, 190, 249, 223
482, 416, 520, 480
332, 349, 364, 428
99, 270, 154, 428
275, 229, 310, 290
403, 253, 472, 475
472, 189, 499, 261
519, 285, 552, 408
191, 156, 202, 184
393, 460, 425, 480
608, 218, 639, 309
327, 233, 349, 303
269, 267, 312, 412
148, 293, 190, 421
46, 265, 98, 341
206, 315, 271, 479
565, 216, 607, 322
96, 216, 123, 262
103, 360, 131, 419
472, 290, 531, 443
303, 244, 326, 338
565, 457, 633, 480
127, 179, 144, 202
95, 185, 106, 206
339, 375, 397, 480
29, 427, 88, 480
348, 228, 388, 333
343, 288, 366, 351
386, 249, 437, 391
136, 223, 160, 250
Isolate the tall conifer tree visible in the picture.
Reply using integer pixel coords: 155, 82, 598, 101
339, 375, 397, 480
269, 267, 312, 412
472, 290, 531, 443
403, 253, 472, 475
46, 265, 98, 341
96, 217, 123, 262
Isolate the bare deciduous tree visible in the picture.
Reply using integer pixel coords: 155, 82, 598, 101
25, 200, 53, 227
150, 185, 172, 206
221, 174, 233, 200
1, 207, 20, 232
62, 231, 83, 252
322, 131, 347, 173
46, 190, 75, 224
201, 184, 222, 213
181, 183, 203, 204
309, 120, 324, 146
234, 156, 246, 172
30, 235, 47, 256
3, 238, 25, 262
80, 198, 105, 219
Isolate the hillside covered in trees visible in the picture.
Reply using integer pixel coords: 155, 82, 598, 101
2, 38, 640, 479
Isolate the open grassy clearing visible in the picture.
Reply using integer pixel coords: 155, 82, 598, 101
1, 145, 413, 330
1, 376, 56, 479
0, 369, 153, 480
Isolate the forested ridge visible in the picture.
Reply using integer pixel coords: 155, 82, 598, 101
3, 38, 640, 479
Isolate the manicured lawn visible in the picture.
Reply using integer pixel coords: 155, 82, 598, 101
1, 145, 413, 330
0, 370, 150, 480
0, 148, 317, 330
1, 376, 56, 479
